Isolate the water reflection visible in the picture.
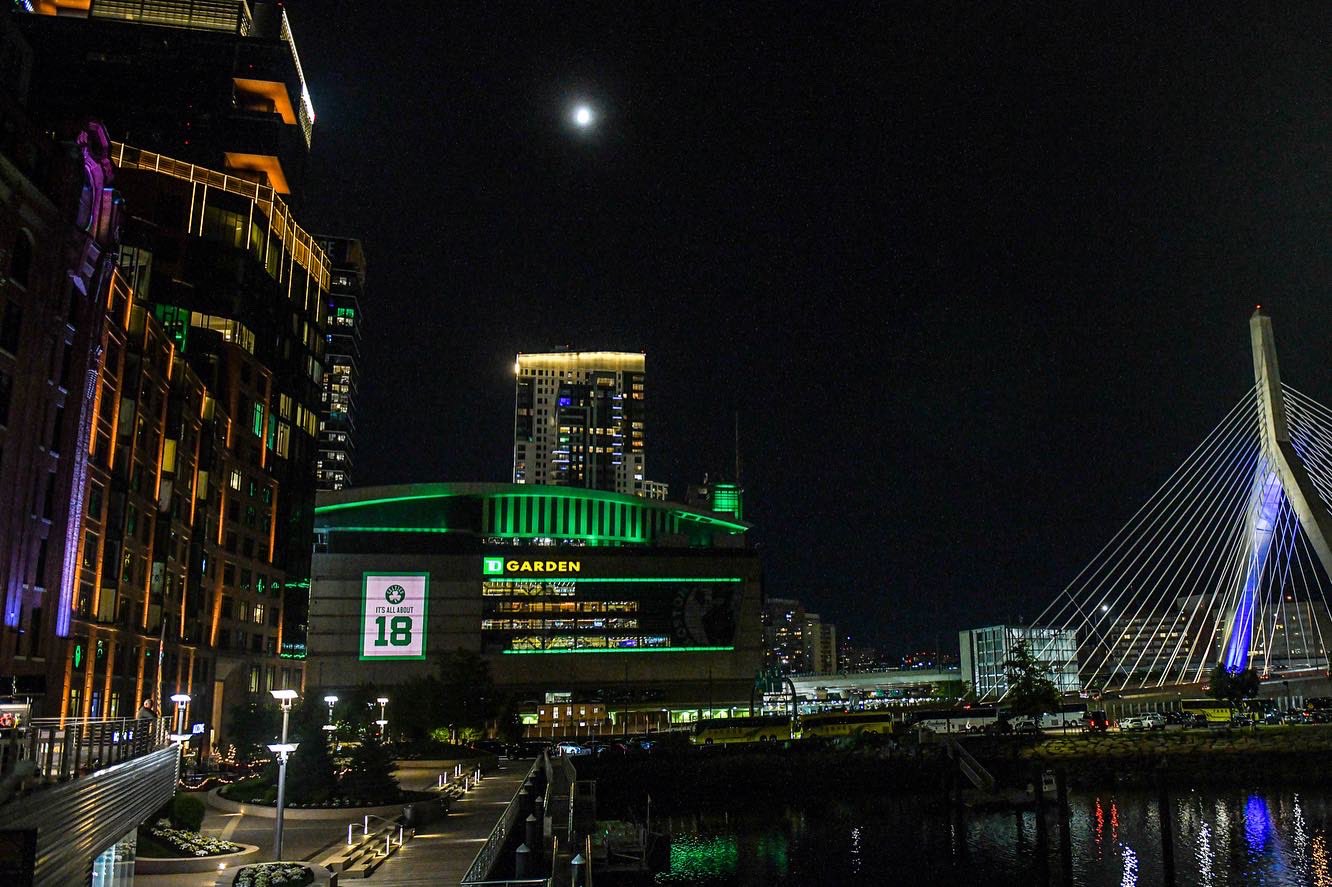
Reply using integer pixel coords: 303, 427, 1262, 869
653, 787, 1332, 886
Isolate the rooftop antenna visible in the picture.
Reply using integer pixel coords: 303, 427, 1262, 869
734, 411, 742, 485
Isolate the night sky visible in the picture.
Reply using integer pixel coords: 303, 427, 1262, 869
295, 3, 1331, 655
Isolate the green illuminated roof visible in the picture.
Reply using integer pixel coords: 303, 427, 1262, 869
314, 483, 750, 548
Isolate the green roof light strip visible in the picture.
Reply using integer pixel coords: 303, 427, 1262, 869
327, 526, 451, 534
502, 645, 735, 655
492, 577, 743, 583
313, 487, 748, 534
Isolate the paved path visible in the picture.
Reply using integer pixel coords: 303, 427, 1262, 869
366, 760, 533, 886
134, 758, 526, 887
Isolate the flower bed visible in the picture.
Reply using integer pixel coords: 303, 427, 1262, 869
140, 820, 243, 858
232, 862, 314, 887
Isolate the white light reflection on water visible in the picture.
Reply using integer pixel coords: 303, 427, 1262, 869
1120, 844, 1138, 887
1292, 794, 1309, 883
1195, 821, 1214, 887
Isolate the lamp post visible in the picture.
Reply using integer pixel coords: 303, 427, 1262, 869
268, 689, 300, 861
168, 693, 191, 740
323, 695, 339, 747
376, 696, 389, 739
168, 694, 192, 765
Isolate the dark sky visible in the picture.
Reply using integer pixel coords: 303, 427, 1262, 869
294, 3, 1331, 655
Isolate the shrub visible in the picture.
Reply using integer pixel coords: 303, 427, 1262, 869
169, 793, 207, 831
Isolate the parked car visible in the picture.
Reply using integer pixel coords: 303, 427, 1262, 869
1163, 710, 1191, 726
555, 741, 590, 756
1118, 715, 1149, 733
1283, 709, 1311, 725
1230, 714, 1255, 727
1009, 715, 1041, 734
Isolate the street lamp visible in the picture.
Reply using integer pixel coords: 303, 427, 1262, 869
268, 689, 300, 860
376, 696, 389, 738
323, 695, 339, 745
169, 693, 192, 744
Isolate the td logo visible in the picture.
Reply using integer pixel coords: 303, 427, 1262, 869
384, 584, 406, 605
483, 556, 505, 576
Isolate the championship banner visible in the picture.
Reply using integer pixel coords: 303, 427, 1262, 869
360, 573, 429, 660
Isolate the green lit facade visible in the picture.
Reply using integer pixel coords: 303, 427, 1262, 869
309, 483, 762, 707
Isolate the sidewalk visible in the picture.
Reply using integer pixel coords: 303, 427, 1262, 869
365, 759, 533, 886
135, 758, 523, 887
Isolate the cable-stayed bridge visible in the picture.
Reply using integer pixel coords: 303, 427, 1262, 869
1032, 309, 1332, 696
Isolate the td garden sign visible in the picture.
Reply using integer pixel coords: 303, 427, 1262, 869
484, 556, 582, 575
360, 573, 428, 660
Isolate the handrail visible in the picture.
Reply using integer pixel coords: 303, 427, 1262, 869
1, 716, 170, 803
109, 141, 331, 291
460, 756, 544, 885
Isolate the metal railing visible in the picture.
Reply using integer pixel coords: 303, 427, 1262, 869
110, 141, 331, 290
0, 716, 170, 797
460, 756, 544, 886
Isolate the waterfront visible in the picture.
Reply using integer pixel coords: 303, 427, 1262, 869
653, 787, 1332, 886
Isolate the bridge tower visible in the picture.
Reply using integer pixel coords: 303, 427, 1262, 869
1223, 310, 1332, 671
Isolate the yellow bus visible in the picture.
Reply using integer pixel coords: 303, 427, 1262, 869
691, 715, 793, 745
1180, 700, 1232, 725
799, 709, 897, 740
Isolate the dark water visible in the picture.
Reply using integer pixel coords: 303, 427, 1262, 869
653, 788, 1332, 885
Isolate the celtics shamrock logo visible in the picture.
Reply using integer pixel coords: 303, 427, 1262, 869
384, 584, 407, 605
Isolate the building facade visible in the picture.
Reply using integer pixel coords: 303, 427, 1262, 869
513, 351, 646, 496
308, 483, 762, 722
0, 106, 121, 711
313, 236, 365, 491
959, 625, 1080, 701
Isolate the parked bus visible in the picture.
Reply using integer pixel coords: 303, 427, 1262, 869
799, 709, 897, 740
691, 715, 793, 745
910, 705, 1000, 734
1180, 699, 1232, 725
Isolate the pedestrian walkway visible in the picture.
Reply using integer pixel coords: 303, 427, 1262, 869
366, 760, 532, 886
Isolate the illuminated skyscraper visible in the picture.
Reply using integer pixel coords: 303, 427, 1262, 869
513, 351, 646, 496
314, 236, 365, 491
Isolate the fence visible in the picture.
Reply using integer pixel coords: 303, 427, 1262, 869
0, 716, 170, 795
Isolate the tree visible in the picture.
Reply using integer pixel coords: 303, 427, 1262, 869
284, 728, 338, 804
225, 699, 281, 766
1002, 641, 1062, 718
393, 674, 446, 746
340, 730, 399, 803
438, 649, 497, 739
1208, 665, 1261, 719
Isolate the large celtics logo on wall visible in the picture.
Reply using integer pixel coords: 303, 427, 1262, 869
672, 586, 739, 645
360, 574, 429, 660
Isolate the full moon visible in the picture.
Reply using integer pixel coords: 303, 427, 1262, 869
571, 104, 595, 128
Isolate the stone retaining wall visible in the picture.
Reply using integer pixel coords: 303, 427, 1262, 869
134, 843, 260, 875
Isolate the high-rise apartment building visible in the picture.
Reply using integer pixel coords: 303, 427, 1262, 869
19, 0, 314, 202
314, 236, 365, 491
761, 597, 838, 675
513, 351, 646, 496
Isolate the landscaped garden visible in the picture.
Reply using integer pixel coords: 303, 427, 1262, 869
231, 862, 314, 887
137, 820, 243, 858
